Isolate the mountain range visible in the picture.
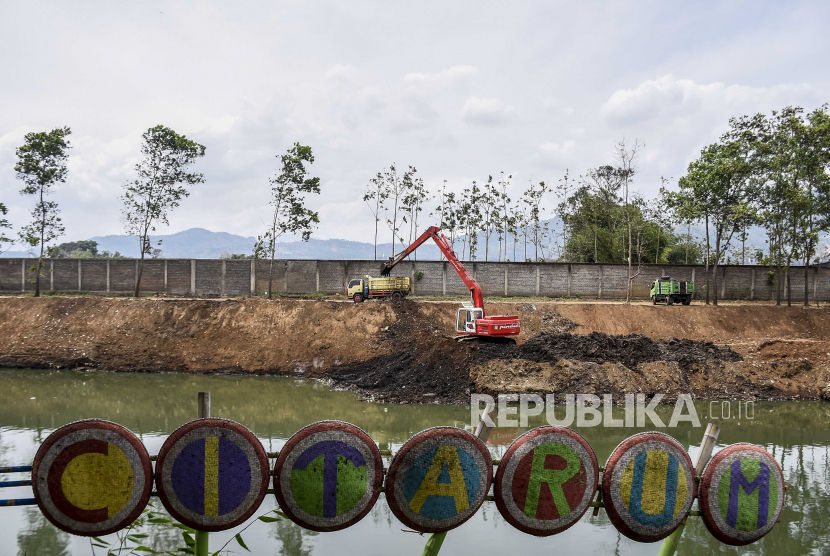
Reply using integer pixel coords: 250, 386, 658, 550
0, 219, 770, 261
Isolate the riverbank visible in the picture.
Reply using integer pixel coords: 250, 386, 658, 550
1, 296, 828, 403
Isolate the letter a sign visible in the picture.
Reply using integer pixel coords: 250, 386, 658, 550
699, 443, 784, 546
494, 426, 598, 536
385, 427, 492, 533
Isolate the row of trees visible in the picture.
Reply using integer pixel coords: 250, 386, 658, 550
668, 105, 830, 306
364, 166, 552, 264
7, 125, 320, 297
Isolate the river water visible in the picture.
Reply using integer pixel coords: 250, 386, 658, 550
0, 368, 827, 555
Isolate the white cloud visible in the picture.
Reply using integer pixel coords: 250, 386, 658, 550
601, 74, 814, 126
460, 96, 514, 125
403, 65, 478, 88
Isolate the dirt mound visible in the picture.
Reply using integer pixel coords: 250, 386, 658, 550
324, 300, 472, 404
1, 297, 828, 404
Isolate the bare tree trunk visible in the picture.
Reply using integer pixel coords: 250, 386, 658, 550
134, 248, 145, 298
704, 214, 710, 305
712, 249, 719, 306
268, 255, 274, 299
34, 188, 46, 297
804, 255, 810, 307
655, 227, 661, 264
786, 257, 792, 307
373, 213, 378, 261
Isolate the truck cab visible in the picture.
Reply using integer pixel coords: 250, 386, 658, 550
346, 278, 367, 301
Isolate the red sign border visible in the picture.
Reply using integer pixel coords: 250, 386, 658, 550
273, 420, 384, 532
32, 419, 153, 537
699, 443, 785, 546
385, 426, 493, 534
154, 418, 270, 532
494, 425, 598, 536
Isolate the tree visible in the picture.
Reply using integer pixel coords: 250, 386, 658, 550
511, 201, 530, 261
480, 175, 499, 261
384, 164, 410, 255
15, 127, 72, 297
647, 180, 673, 264
524, 179, 550, 261
614, 138, 644, 303
497, 172, 513, 261
401, 168, 430, 259
121, 125, 205, 297
432, 188, 461, 255
258, 143, 321, 298
672, 140, 754, 305
458, 181, 482, 260
363, 172, 388, 260
0, 202, 12, 254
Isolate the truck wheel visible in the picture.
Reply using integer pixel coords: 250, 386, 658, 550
683, 297, 691, 306
353, 293, 363, 303
667, 296, 673, 306
392, 292, 402, 301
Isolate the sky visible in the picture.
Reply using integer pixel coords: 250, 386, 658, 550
1, 0, 828, 245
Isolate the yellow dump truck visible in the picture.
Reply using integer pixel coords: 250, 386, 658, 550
346, 275, 411, 303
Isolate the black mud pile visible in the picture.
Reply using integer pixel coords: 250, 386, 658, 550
324, 301, 472, 404
477, 332, 743, 370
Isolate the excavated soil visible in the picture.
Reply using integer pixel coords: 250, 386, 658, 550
1, 296, 829, 404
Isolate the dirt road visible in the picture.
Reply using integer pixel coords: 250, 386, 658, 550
0, 296, 828, 404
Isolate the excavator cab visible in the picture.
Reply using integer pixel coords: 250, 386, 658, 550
456, 306, 484, 334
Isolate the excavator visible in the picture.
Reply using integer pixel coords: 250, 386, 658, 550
380, 226, 521, 342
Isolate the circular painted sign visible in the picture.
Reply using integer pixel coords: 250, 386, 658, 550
699, 443, 785, 546
32, 420, 152, 537
273, 421, 383, 532
385, 427, 492, 533
494, 426, 598, 536
155, 418, 270, 532
602, 432, 695, 543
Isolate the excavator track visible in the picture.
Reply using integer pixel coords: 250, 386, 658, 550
454, 335, 517, 345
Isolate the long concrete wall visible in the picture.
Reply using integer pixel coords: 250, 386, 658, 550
0, 258, 828, 300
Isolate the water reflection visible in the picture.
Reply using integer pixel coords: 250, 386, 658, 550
0, 368, 828, 555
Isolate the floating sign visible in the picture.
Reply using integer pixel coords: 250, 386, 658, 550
155, 419, 270, 532
32, 420, 152, 536
273, 421, 383, 532
494, 426, 598, 536
602, 432, 695, 543
699, 443, 785, 546
385, 427, 492, 533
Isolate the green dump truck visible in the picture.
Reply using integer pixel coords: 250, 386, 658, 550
347, 275, 411, 303
650, 276, 694, 305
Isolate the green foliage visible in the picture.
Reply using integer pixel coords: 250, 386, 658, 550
15, 127, 72, 295
559, 173, 681, 264
258, 143, 321, 297
0, 201, 12, 254
364, 171, 389, 259
121, 125, 206, 296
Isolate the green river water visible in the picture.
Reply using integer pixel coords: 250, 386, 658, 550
0, 368, 828, 555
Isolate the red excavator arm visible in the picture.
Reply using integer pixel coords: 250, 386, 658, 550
381, 226, 485, 310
